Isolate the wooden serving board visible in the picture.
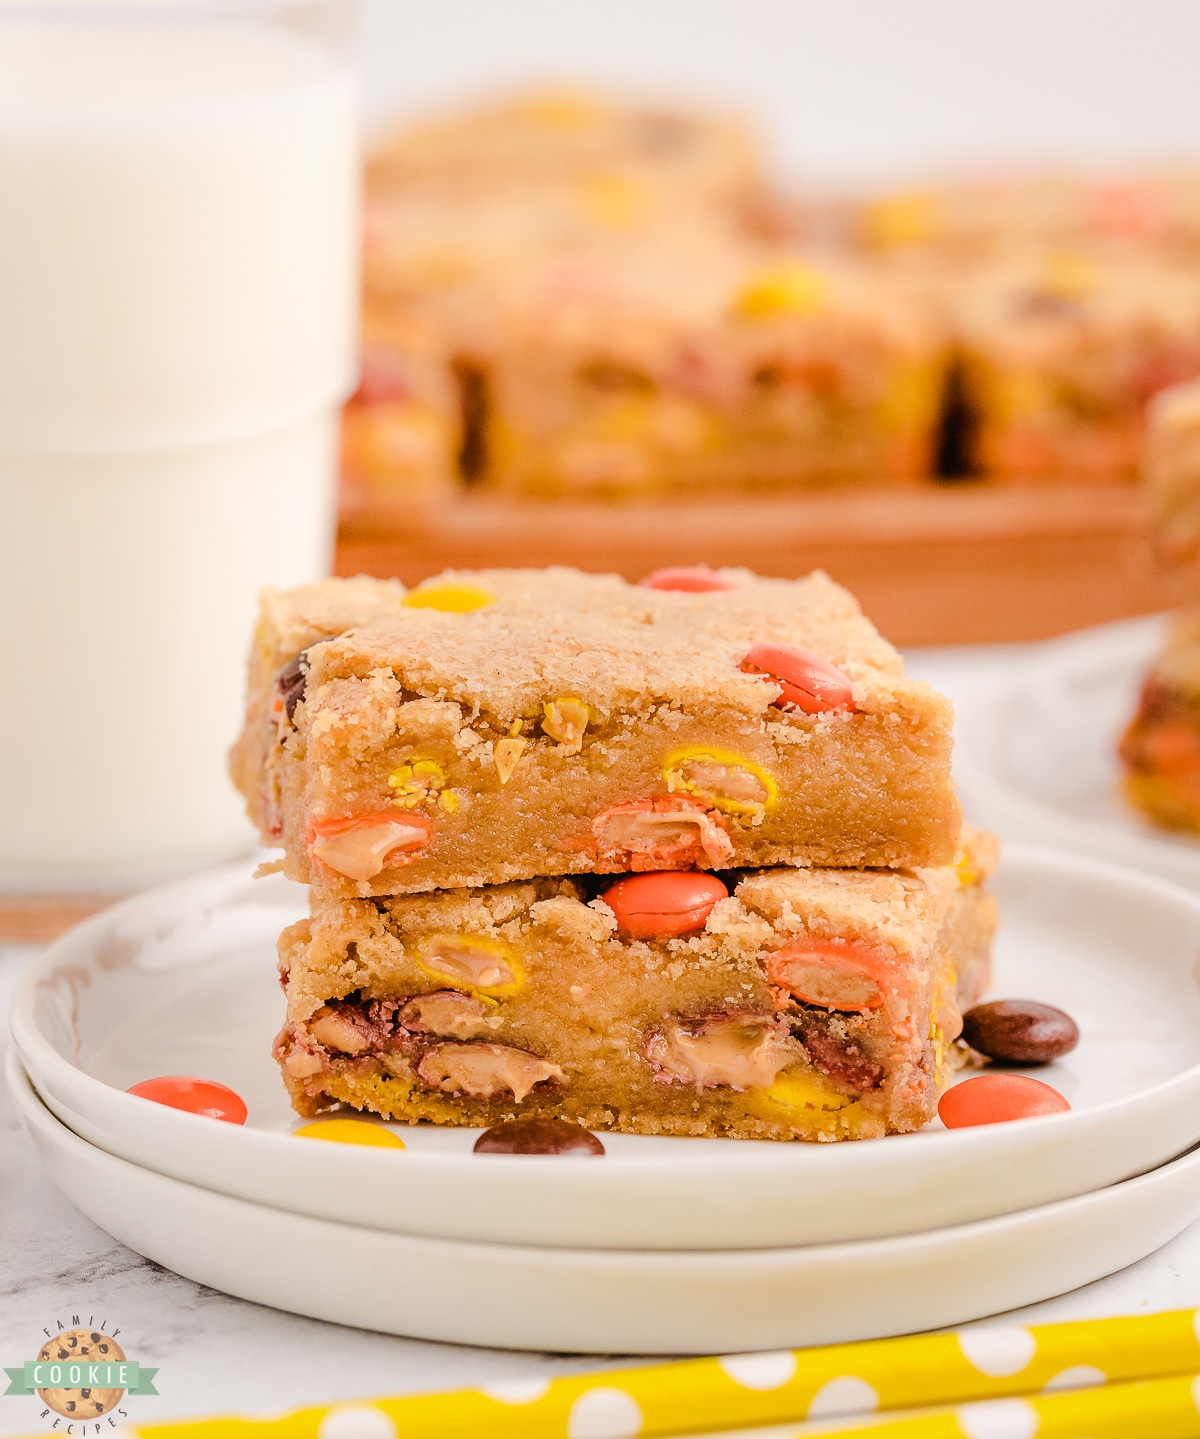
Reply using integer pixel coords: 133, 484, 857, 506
0, 894, 121, 944
337, 482, 1174, 647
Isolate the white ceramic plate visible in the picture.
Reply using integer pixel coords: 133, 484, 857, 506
13, 848, 1200, 1252
954, 615, 1200, 892
11, 1050, 1200, 1355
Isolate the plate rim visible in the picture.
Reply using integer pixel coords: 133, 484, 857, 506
953, 615, 1200, 875
13, 841, 1200, 1175
11, 1044, 1200, 1264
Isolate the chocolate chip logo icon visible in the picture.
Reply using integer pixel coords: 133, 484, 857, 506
4, 1319, 158, 1425
35, 1332, 127, 1419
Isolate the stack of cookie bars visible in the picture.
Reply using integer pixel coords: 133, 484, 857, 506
232, 566, 998, 1142
1119, 376, 1200, 833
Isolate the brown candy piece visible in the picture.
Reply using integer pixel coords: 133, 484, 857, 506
962, 999, 1079, 1065
473, 1118, 605, 1156
277, 635, 337, 723
794, 1011, 884, 1092
277, 653, 308, 722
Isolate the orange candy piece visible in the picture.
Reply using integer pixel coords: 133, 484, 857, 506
310, 810, 432, 846
739, 643, 857, 715
765, 938, 892, 1011
127, 1076, 248, 1125
640, 566, 740, 593
591, 795, 735, 869
601, 870, 729, 940
308, 811, 433, 881
938, 1073, 1070, 1129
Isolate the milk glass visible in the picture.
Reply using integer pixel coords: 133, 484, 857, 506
0, 0, 358, 885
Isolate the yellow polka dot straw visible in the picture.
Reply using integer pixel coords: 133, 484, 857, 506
786, 1371, 1200, 1438
37, 1308, 1200, 1439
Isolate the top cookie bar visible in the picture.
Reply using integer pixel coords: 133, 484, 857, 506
231, 566, 961, 896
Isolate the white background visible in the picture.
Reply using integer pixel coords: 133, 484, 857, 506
360, 0, 1200, 186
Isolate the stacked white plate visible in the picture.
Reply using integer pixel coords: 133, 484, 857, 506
11, 846, 1200, 1355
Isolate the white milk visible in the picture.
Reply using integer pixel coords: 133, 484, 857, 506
0, 11, 358, 883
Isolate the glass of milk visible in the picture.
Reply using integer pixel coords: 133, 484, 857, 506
0, 1, 358, 887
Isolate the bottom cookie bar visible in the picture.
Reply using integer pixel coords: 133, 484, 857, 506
275, 831, 997, 1142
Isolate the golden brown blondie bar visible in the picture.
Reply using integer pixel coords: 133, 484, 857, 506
479, 246, 947, 498
232, 568, 961, 896
365, 85, 765, 224
274, 831, 996, 1142
858, 171, 1200, 264
945, 251, 1200, 481
230, 574, 410, 845
1119, 609, 1200, 834
1145, 377, 1200, 583
340, 307, 458, 510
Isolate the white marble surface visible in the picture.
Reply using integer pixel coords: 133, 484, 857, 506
0, 940, 621, 1435
2, 639, 1199, 1436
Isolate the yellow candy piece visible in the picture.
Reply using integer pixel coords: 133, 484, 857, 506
1123, 772, 1200, 835
875, 355, 941, 432
518, 90, 603, 132
579, 171, 651, 230
863, 190, 942, 249
930, 964, 960, 1088
542, 696, 590, 753
402, 583, 495, 613
930, 1024, 952, 1090
292, 1118, 406, 1149
1041, 250, 1102, 300
388, 756, 447, 808
735, 262, 828, 319
663, 746, 777, 819
760, 1070, 854, 1113
493, 735, 528, 785
418, 933, 525, 998
953, 848, 980, 888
